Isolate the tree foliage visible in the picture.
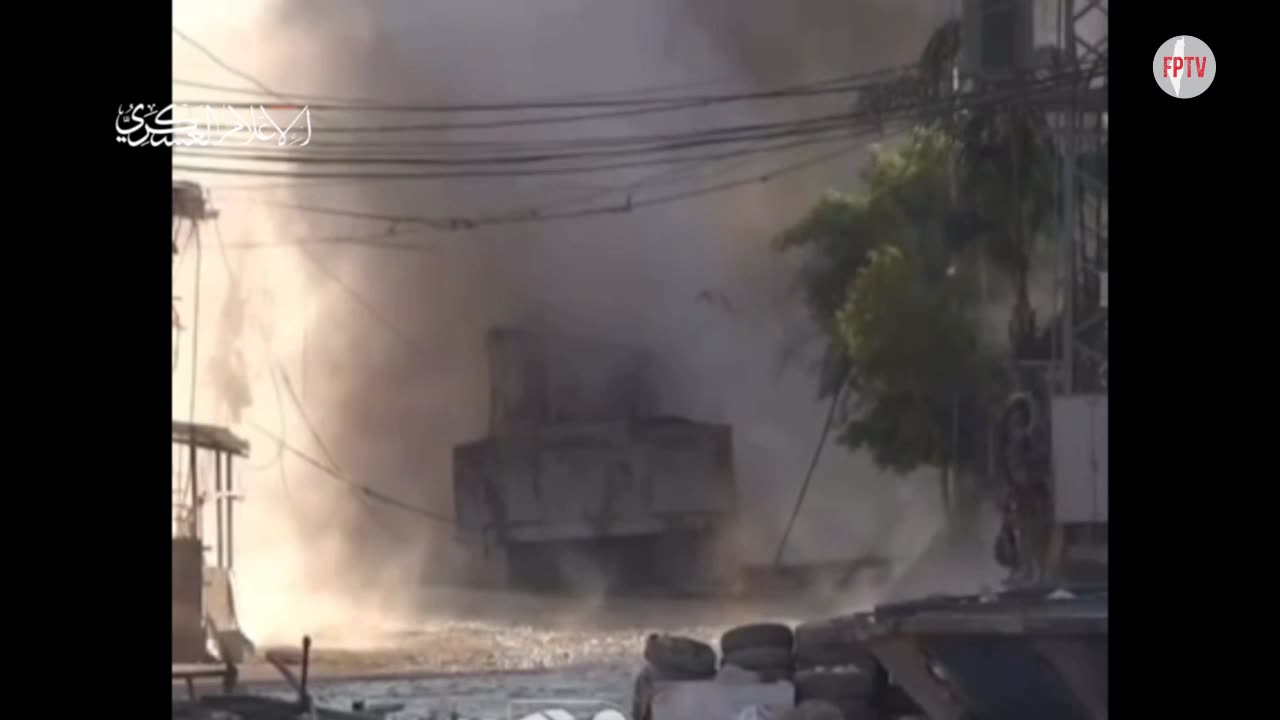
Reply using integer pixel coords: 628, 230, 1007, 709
781, 129, 1004, 477
778, 20, 1067, 482
835, 244, 1001, 476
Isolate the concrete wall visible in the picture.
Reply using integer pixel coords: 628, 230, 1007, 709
454, 419, 734, 543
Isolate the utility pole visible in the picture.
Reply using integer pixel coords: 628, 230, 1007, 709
1047, 0, 1109, 582
958, 0, 1108, 585
1042, 0, 1108, 396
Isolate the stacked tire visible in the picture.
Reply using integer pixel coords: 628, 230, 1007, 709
631, 634, 718, 720
719, 623, 796, 682
792, 618, 885, 720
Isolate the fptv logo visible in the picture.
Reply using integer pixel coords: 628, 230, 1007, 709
1152, 36, 1216, 99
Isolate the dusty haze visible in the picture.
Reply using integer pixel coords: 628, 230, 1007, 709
172, 0, 1009, 649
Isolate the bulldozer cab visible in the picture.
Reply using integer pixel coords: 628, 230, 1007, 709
172, 421, 253, 665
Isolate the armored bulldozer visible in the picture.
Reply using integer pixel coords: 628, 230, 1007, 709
452, 328, 738, 594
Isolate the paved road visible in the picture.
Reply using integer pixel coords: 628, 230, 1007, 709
181, 587, 881, 718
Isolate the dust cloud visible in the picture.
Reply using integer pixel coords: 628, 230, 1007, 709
172, 0, 995, 650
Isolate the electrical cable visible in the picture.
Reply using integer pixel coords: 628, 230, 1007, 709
773, 383, 846, 566
273, 356, 456, 525
174, 72, 752, 104
177, 113, 863, 160
277, 369, 341, 474
199, 135, 833, 194
172, 66, 1098, 181
193, 129, 856, 192
212, 217, 288, 477
203, 226, 470, 528
175, 122, 862, 168
270, 364, 378, 517
293, 247, 438, 359
233, 140, 811, 231
213, 133, 896, 247
247, 421, 456, 526
168, 79, 896, 136
174, 27, 281, 98
173, 131, 858, 180
171, 66, 908, 113
173, 25, 915, 138
173, 128, 859, 180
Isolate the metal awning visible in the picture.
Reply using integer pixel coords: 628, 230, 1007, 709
172, 421, 250, 456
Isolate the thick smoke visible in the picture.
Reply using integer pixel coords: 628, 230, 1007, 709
173, 0, 991, 645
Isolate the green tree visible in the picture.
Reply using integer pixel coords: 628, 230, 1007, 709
779, 129, 1005, 497
778, 19, 1067, 501
836, 245, 999, 481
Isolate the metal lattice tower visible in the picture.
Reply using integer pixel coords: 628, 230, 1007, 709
956, 0, 1108, 583
1053, 0, 1108, 395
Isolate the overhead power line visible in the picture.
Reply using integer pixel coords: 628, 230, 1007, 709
173, 25, 916, 136
175, 72, 770, 105
168, 77, 906, 135
210, 218, 288, 475
172, 65, 911, 113
213, 255, 453, 527
200, 139, 808, 193
774, 384, 845, 566
173, 27, 282, 98
173, 130, 860, 180
176, 109, 863, 158
172, 66, 1091, 182
175, 125, 857, 168
293, 246, 440, 359
204, 214, 450, 524
249, 420, 456, 525
214, 138, 879, 246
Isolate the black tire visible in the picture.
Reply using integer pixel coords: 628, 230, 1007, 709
794, 644, 877, 672
643, 634, 717, 679
721, 646, 795, 682
794, 619, 876, 671
644, 661, 712, 682
794, 618, 860, 652
795, 668, 876, 702
720, 622, 795, 655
